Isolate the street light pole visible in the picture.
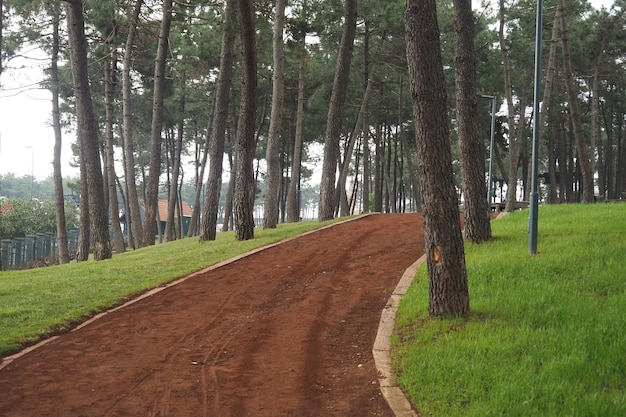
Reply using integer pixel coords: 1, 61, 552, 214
529, 0, 543, 255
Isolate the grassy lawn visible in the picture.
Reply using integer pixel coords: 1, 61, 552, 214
0, 218, 343, 356
393, 203, 626, 417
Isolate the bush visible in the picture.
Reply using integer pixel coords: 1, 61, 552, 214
0, 197, 79, 239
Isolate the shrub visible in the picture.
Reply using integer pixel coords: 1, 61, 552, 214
0, 197, 79, 239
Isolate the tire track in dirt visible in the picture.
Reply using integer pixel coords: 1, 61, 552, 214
0, 213, 424, 417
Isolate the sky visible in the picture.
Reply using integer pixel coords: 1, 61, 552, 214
0, 51, 78, 180
0, 0, 616, 182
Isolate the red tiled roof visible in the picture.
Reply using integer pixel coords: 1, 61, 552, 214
157, 199, 193, 220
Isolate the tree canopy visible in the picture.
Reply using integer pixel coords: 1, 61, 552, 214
0, 0, 623, 250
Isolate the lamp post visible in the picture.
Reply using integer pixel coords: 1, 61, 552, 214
529, 0, 543, 255
480, 94, 497, 209
26, 146, 34, 199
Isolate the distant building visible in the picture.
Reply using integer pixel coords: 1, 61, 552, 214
156, 199, 193, 236
120, 199, 194, 238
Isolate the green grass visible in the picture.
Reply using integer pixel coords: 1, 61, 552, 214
0, 218, 344, 356
393, 203, 626, 417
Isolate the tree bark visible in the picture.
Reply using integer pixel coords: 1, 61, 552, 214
540, 9, 560, 203
263, 0, 286, 228
200, 0, 237, 241
405, 0, 469, 318
615, 112, 626, 199
286, 51, 306, 223
374, 120, 383, 212
165, 93, 185, 241
454, 0, 491, 243
601, 105, 613, 199
399, 79, 421, 211
76, 156, 90, 261
339, 76, 373, 217
187, 123, 207, 237
66, 0, 112, 261
499, 0, 526, 211
361, 21, 371, 214
50, 7, 70, 264
222, 149, 235, 232
558, 0, 594, 203
233, 0, 258, 240
103, 45, 126, 253
142, 0, 173, 246
122, 0, 145, 249
318, 0, 358, 221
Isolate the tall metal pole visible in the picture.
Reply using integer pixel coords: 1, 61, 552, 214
529, 0, 543, 254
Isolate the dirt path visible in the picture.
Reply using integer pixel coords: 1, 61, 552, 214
0, 213, 424, 417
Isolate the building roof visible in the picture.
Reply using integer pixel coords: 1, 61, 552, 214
157, 199, 193, 220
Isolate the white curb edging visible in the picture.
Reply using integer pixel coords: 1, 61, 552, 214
373, 254, 426, 417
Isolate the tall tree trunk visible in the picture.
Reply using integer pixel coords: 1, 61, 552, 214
200, 0, 237, 241
222, 149, 235, 232
104, 47, 126, 253
339, 77, 374, 217
50, 8, 70, 264
101, 144, 110, 227
589, 41, 606, 192
349, 137, 361, 214
362, 118, 370, 213
66, 0, 112, 260
617, 115, 626, 198
165, 93, 185, 241
602, 106, 614, 199
591, 65, 602, 194
263, 0, 286, 228
405, 0, 469, 318
142, 0, 173, 245
399, 79, 421, 211
286, 51, 306, 222
384, 131, 395, 213
547, 117, 558, 203
318, 0, 358, 221
540, 8, 560, 204
187, 123, 206, 237
233, 0, 258, 240
122, 0, 144, 248
557, 117, 572, 202
558, 0, 594, 203
374, 119, 383, 212
339, 38, 384, 217
76, 154, 90, 261
454, 0, 491, 243
499, 0, 526, 211
361, 23, 371, 214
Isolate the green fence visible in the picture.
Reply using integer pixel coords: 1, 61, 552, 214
0, 229, 79, 271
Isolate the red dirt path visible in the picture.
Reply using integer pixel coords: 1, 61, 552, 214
0, 213, 425, 417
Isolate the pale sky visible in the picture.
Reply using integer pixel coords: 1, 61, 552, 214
0, 0, 615, 182
0, 52, 77, 180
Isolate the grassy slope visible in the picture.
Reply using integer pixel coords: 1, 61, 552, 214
393, 203, 626, 417
0, 219, 342, 356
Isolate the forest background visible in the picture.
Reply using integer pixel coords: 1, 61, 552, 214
0, 0, 624, 258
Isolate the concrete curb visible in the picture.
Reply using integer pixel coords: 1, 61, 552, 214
373, 254, 426, 417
